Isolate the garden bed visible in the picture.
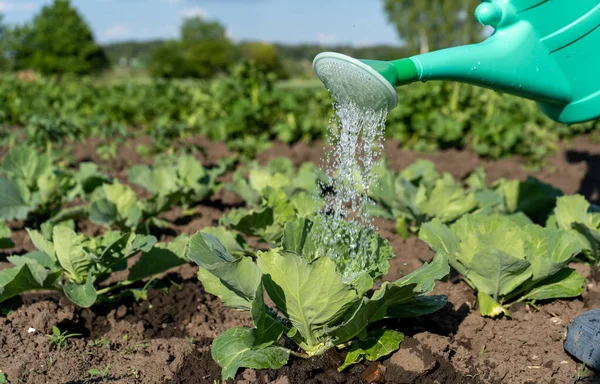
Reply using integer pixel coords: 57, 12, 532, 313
1, 135, 599, 384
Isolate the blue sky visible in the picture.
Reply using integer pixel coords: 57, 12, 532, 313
0, 0, 403, 45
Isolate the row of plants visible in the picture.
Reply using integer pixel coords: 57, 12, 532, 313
1, 148, 598, 380
3, 63, 600, 163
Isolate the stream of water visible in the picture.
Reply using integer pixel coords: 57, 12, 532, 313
315, 101, 388, 276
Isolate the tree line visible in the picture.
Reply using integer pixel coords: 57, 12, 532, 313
0, 0, 483, 78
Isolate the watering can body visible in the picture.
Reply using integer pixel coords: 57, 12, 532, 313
363, 0, 600, 124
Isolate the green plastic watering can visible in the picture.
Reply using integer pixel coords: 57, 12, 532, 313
313, 0, 600, 124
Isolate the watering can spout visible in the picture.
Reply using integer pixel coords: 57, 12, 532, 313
315, 0, 600, 124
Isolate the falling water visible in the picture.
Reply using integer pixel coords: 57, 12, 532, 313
314, 100, 388, 278
322, 102, 386, 223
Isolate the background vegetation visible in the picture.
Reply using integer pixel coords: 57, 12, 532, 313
0, 0, 597, 166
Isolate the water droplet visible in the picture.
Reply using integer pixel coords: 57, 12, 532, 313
312, 81, 387, 275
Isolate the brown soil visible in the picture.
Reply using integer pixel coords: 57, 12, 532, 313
2, 134, 600, 384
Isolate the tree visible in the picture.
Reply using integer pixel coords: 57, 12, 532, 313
147, 41, 189, 79
149, 16, 235, 79
15, 0, 109, 74
239, 42, 286, 77
181, 17, 228, 43
0, 14, 9, 70
382, 0, 483, 54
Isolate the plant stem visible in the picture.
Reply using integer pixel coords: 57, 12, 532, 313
287, 349, 310, 359
96, 280, 135, 296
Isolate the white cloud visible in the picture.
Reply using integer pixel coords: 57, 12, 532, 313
104, 24, 131, 40
0, 1, 37, 12
181, 6, 207, 18
317, 33, 337, 45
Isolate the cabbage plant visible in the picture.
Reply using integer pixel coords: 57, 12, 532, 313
0, 146, 109, 222
128, 153, 225, 213
0, 226, 195, 307
420, 214, 584, 317
546, 194, 600, 268
369, 160, 486, 237
221, 158, 325, 244
370, 159, 564, 237
186, 217, 449, 379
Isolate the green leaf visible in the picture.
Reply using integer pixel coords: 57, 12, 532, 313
12, 251, 57, 269
514, 177, 563, 223
416, 175, 477, 223
128, 164, 178, 195
201, 226, 248, 255
212, 327, 289, 380
394, 251, 449, 294
0, 264, 59, 303
224, 170, 261, 207
26, 229, 55, 258
506, 212, 534, 226
188, 234, 283, 366
128, 235, 189, 282
0, 146, 51, 186
99, 233, 156, 268
467, 248, 531, 301
89, 198, 117, 225
477, 291, 509, 318
7, 255, 52, 286
328, 252, 447, 344
63, 273, 97, 308
291, 191, 322, 218
521, 225, 581, 282
258, 249, 359, 350
96, 233, 130, 265
0, 177, 32, 220
524, 268, 584, 301
249, 168, 290, 193
187, 232, 236, 266
53, 226, 93, 284
0, 222, 14, 249
281, 218, 321, 261
386, 295, 448, 318
328, 282, 417, 344
338, 329, 404, 372
292, 162, 322, 194
419, 219, 459, 257
187, 232, 263, 311
104, 182, 139, 215
74, 162, 108, 195
221, 207, 276, 240
127, 234, 156, 254
555, 195, 590, 230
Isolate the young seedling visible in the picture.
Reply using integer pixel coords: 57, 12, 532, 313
47, 326, 81, 351
89, 336, 111, 349
129, 368, 140, 380
88, 364, 110, 382
574, 363, 592, 383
